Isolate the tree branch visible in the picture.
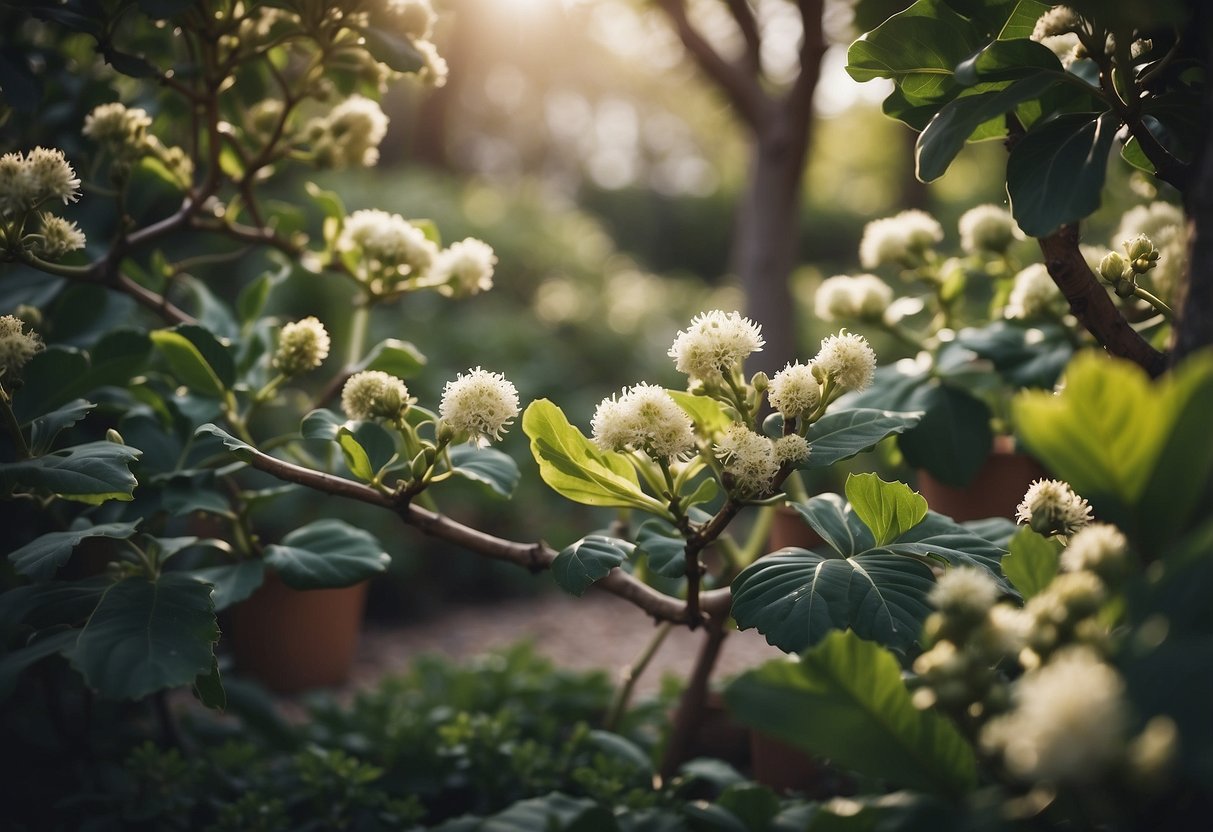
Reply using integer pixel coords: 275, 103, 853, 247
1038, 224, 1169, 376
787, 0, 826, 123
654, 0, 768, 129
721, 0, 762, 76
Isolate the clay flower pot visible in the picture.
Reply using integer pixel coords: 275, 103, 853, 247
916, 435, 1047, 522
767, 505, 824, 551
226, 571, 368, 694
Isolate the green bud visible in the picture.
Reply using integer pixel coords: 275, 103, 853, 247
437, 422, 456, 445
106, 428, 124, 444
14, 305, 41, 328
1114, 276, 1137, 298
750, 372, 769, 394
811, 363, 829, 385
410, 450, 430, 480
1123, 233, 1157, 264
1098, 251, 1126, 284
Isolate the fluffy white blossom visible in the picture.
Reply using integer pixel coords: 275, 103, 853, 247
930, 566, 1000, 620
1113, 202, 1186, 299
773, 434, 811, 465
1004, 263, 1065, 320
0, 314, 42, 379
982, 647, 1128, 784
341, 370, 411, 422
34, 214, 86, 258
591, 382, 695, 460
308, 95, 389, 168
1061, 522, 1129, 579
1031, 5, 1081, 41
433, 238, 496, 297
389, 0, 436, 39
958, 204, 1022, 254
814, 331, 876, 393
440, 367, 520, 445
339, 209, 438, 283
0, 148, 80, 214
715, 424, 779, 497
814, 274, 893, 322
273, 317, 330, 375
416, 40, 449, 88
859, 210, 943, 269
668, 310, 764, 382
767, 361, 821, 419
1017, 478, 1093, 536
82, 102, 152, 155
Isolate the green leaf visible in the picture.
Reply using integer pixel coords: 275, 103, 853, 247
449, 444, 520, 498
1013, 352, 1213, 547
802, 408, 923, 469
88, 328, 153, 389
69, 574, 218, 700
7, 521, 140, 581
300, 408, 345, 441
523, 400, 667, 514
955, 38, 1063, 86
845, 474, 929, 547
0, 441, 141, 504
26, 399, 94, 456
791, 493, 875, 556
194, 423, 255, 460
193, 656, 226, 710
337, 428, 376, 481
1001, 528, 1060, 598
551, 535, 634, 597
431, 792, 613, 832
897, 382, 994, 488
731, 548, 936, 656
996, 0, 1053, 39
236, 271, 277, 324
847, 0, 983, 102
359, 26, 425, 73
356, 338, 427, 378
11, 346, 89, 422
666, 389, 732, 434
1006, 111, 1119, 237
635, 520, 687, 578
955, 321, 1072, 389
883, 512, 1013, 584
304, 181, 345, 220
0, 629, 80, 703
189, 560, 266, 611
917, 72, 1060, 181
150, 329, 227, 397
725, 630, 977, 796
264, 519, 390, 589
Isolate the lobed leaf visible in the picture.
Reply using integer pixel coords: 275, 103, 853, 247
550, 535, 634, 597
264, 519, 390, 590
7, 521, 140, 581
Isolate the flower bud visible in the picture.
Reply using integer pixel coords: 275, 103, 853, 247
106, 428, 125, 444
750, 371, 769, 394
0, 314, 43, 381
1098, 251, 1126, 283
411, 449, 430, 480
341, 370, 410, 423
272, 317, 331, 376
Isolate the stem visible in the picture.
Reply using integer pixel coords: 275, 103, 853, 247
1132, 285, 1174, 319
346, 300, 370, 367
658, 620, 728, 782
0, 383, 31, 459
604, 622, 674, 732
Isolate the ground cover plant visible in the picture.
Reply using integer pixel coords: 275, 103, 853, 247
1, 0, 1212, 830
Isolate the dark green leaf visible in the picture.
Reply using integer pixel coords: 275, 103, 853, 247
150, 329, 226, 397
7, 521, 139, 581
716, 784, 781, 832
356, 338, 427, 378
844, 474, 928, 547
88, 328, 153, 389
0, 441, 141, 504
11, 347, 89, 422
194, 423, 255, 460
69, 574, 218, 700
0, 629, 80, 702
1006, 111, 1119, 237
138, 0, 194, 18
897, 383, 993, 488
1001, 528, 1060, 598
791, 493, 874, 557
188, 560, 266, 611
27, 399, 94, 456
955, 39, 1062, 86
635, 520, 687, 578
955, 321, 1073, 388
883, 512, 1013, 586
193, 656, 226, 710
449, 444, 520, 498
725, 630, 977, 796
551, 536, 633, 597
802, 408, 923, 469
360, 27, 425, 73
264, 519, 390, 589
996, 0, 1053, 39
300, 408, 345, 441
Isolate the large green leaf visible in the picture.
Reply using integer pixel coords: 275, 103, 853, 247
1006, 111, 1119, 237
11, 346, 89, 422
801, 408, 922, 469
635, 519, 688, 578
791, 493, 874, 557
355, 338, 427, 378
551, 535, 634, 597
26, 399, 94, 456
7, 521, 140, 581
430, 791, 614, 832
897, 382, 993, 488
0, 629, 81, 702
725, 630, 977, 797
0, 441, 141, 504
1000, 528, 1060, 598
68, 574, 218, 700
955, 321, 1073, 389
883, 512, 1013, 584
264, 519, 390, 590
449, 444, 520, 498
523, 400, 667, 514
189, 560, 266, 611
150, 328, 227, 397
917, 72, 1060, 181
666, 389, 732, 434
845, 474, 928, 547
1014, 352, 1213, 547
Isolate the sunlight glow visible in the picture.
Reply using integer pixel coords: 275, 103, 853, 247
494, 0, 560, 16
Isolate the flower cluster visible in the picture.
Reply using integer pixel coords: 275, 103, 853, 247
668, 310, 764, 383
1060, 522, 1129, 584
591, 383, 695, 461
958, 204, 1021, 255
1004, 263, 1066, 320
0, 148, 81, 218
0, 314, 43, 380
859, 209, 943, 269
439, 367, 520, 445
1112, 202, 1185, 298
814, 331, 876, 393
814, 274, 893, 322
767, 361, 820, 420
341, 370, 412, 423
715, 424, 780, 497
1016, 478, 1093, 537
339, 209, 438, 290
307, 95, 390, 169
83, 102, 153, 158
272, 317, 331, 376
433, 238, 497, 298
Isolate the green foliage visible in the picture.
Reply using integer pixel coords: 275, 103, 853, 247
726, 630, 978, 797
845, 473, 928, 546
7, 520, 139, 581
264, 519, 391, 590
551, 535, 635, 597
1000, 527, 1060, 598
799, 409, 923, 469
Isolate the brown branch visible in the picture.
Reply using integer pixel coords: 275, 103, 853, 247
721, 0, 762, 76
659, 618, 729, 781
787, 0, 826, 123
1038, 225, 1168, 376
654, 0, 768, 129
233, 439, 703, 624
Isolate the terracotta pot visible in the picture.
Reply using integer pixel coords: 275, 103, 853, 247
749, 730, 823, 794
916, 435, 1047, 523
768, 505, 825, 551
226, 571, 368, 694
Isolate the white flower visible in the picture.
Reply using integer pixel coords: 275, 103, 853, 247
767, 361, 821, 419
815, 276, 857, 322
982, 647, 1128, 784
433, 238, 496, 297
1113, 202, 1186, 299
273, 317, 330, 375
0, 148, 80, 214
930, 566, 1000, 619
859, 210, 943, 269
1031, 6, 1081, 41
591, 382, 695, 461
82, 102, 152, 155
308, 95, 389, 168
1016, 478, 1093, 536
389, 0, 436, 39
440, 367, 520, 445
416, 40, 449, 88
1061, 522, 1128, 579
342, 370, 411, 422
814, 331, 876, 393
668, 310, 764, 382
1004, 263, 1065, 320
715, 425, 779, 497
34, 214, 86, 258
0, 314, 42, 379
339, 209, 438, 283
773, 434, 810, 465
958, 204, 1022, 254
814, 274, 893, 322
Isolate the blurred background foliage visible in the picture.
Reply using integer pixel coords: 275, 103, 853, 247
0, 0, 1169, 620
